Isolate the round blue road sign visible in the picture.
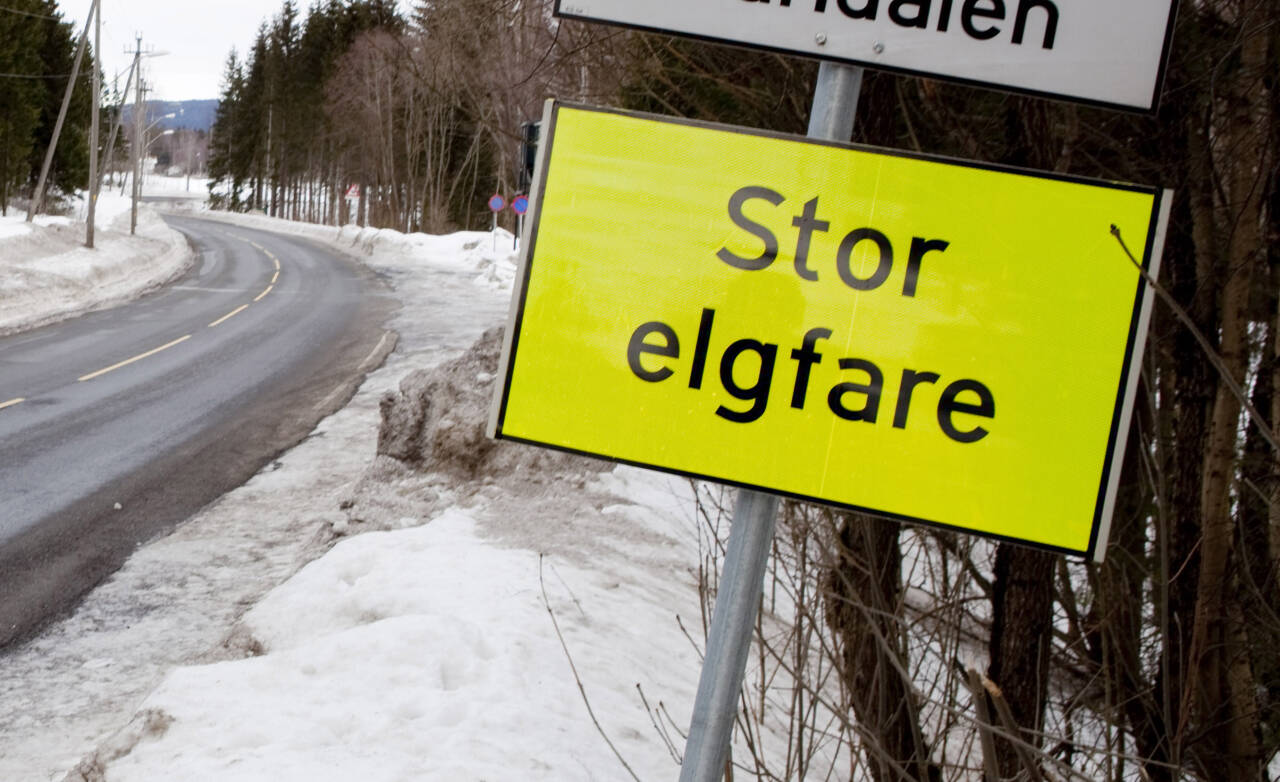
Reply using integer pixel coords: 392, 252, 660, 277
488, 194, 506, 212
512, 195, 529, 215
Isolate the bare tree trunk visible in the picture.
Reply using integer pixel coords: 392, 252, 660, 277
824, 514, 940, 782
1091, 388, 1173, 781
986, 544, 1055, 780
1182, 7, 1270, 778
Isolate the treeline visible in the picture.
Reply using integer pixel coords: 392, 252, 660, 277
0, 0, 94, 215
207, 0, 618, 232
209, 1, 1279, 779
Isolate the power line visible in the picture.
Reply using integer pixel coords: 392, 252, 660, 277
0, 3, 61, 21
0, 68, 94, 80
0, 2, 97, 82
0, 4, 89, 81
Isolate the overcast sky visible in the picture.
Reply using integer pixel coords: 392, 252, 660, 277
58, 0, 306, 102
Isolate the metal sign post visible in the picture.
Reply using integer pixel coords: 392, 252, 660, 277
677, 61, 864, 782
512, 195, 529, 251
488, 193, 506, 251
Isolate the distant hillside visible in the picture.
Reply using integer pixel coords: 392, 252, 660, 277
121, 100, 219, 134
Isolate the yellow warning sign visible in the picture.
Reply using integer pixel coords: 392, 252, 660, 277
490, 102, 1170, 559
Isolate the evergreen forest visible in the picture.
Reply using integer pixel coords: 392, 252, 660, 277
0, 0, 93, 215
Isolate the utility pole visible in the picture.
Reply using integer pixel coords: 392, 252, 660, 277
123, 43, 169, 233
86, 0, 101, 248
130, 37, 144, 236
103, 60, 137, 196
27, 0, 99, 223
185, 135, 194, 192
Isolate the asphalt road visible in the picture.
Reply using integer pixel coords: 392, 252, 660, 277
0, 215, 397, 647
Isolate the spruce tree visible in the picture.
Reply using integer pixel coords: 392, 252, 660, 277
30, 0, 92, 204
0, 0, 48, 214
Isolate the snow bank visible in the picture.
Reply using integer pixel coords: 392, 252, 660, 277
188, 208, 518, 292
83, 298, 707, 780
81, 330, 706, 780
0, 191, 193, 336
100, 502, 700, 781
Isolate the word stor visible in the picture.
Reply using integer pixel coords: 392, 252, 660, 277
716, 185, 949, 296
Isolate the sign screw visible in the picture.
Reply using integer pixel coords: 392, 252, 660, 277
873, 41, 885, 54
815, 32, 827, 45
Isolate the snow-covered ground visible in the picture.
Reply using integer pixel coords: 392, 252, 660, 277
1, 184, 719, 781
0, 184, 201, 337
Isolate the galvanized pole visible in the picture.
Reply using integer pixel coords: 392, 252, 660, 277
807, 62, 864, 145
677, 488, 779, 782
677, 60, 864, 782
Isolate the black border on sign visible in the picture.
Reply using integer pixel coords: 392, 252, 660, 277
490, 101, 559, 438
492, 101, 1165, 560
553, 0, 1180, 115
1084, 189, 1165, 558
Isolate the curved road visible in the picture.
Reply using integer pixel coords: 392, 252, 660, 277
0, 215, 397, 647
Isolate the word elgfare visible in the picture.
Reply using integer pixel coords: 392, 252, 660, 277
627, 309, 995, 443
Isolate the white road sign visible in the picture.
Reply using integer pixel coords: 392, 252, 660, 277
555, 0, 1177, 112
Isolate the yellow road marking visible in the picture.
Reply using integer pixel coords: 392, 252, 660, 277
358, 331, 395, 372
209, 304, 249, 328
254, 285, 273, 302
0, 398, 24, 411
313, 382, 350, 412
78, 335, 191, 382
249, 241, 277, 260
231, 235, 281, 285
